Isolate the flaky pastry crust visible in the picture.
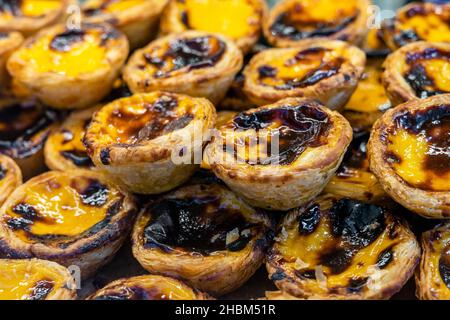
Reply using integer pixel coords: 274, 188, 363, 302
0, 31, 23, 91
0, 154, 22, 207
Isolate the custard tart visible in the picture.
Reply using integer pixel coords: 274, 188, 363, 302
263, 0, 371, 48
204, 97, 352, 210
219, 73, 257, 111
0, 31, 23, 90
132, 183, 273, 296
368, 94, 450, 219
45, 106, 99, 171
0, 169, 136, 279
88, 275, 210, 300
242, 40, 366, 109
0, 154, 22, 207
84, 92, 216, 194
0, 98, 59, 180
266, 194, 420, 299
343, 58, 391, 133
417, 223, 450, 300
0, 0, 70, 35
123, 31, 243, 105
382, 2, 450, 51
82, 0, 168, 49
324, 132, 385, 203
382, 41, 450, 106
0, 258, 76, 300
160, 0, 267, 54
7, 23, 129, 110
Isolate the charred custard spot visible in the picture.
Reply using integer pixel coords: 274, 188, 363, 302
100, 148, 110, 165
144, 36, 225, 78
50, 29, 85, 52
0, 102, 57, 159
376, 246, 394, 269
298, 203, 321, 235
28, 279, 54, 300
404, 48, 450, 99
227, 104, 331, 165
93, 286, 161, 300
60, 150, 93, 167
6, 202, 40, 232
347, 277, 368, 293
336, 132, 370, 177
74, 179, 109, 207
0, 164, 6, 180
143, 197, 255, 255
0, 0, 22, 16
439, 245, 450, 288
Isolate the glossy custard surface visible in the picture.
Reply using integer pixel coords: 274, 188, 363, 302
0, 0, 62, 19
385, 105, 450, 191
83, 0, 146, 15
270, 0, 358, 40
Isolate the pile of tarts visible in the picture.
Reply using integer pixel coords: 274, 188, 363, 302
0, 0, 447, 301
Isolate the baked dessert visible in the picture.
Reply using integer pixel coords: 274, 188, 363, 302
0, 0, 70, 35
343, 58, 391, 133
416, 223, 450, 300
266, 194, 421, 299
45, 106, 99, 171
88, 275, 211, 300
0, 31, 23, 91
0, 98, 59, 180
242, 40, 366, 109
7, 23, 129, 109
362, 28, 390, 57
324, 132, 385, 202
382, 41, 450, 106
220, 73, 257, 111
0, 154, 22, 207
132, 182, 273, 296
0, 169, 136, 279
204, 97, 352, 210
123, 31, 243, 105
368, 94, 450, 219
263, 0, 371, 48
81, 0, 167, 49
0, 258, 76, 300
160, 0, 267, 53
84, 92, 216, 194
382, 2, 450, 51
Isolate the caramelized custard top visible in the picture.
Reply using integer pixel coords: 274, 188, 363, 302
0, 0, 62, 19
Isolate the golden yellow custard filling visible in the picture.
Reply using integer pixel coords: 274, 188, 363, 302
399, 12, 450, 43
277, 198, 407, 292
0, 260, 67, 300
0, 0, 62, 19
285, 0, 356, 25
176, 0, 260, 39
4, 172, 122, 242
84, 0, 146, 13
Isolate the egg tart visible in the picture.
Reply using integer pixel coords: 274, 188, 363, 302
343, 58, 391, 133
263, 0, 370, 48
123, 31, 243, 105
324, 132, 385, 203
0, 154, 22, 207
0, 258, 76, 300
204, 97, 352, 210
417, 223, 450, 300
88, 275, 210, 300
81, 0, 167, 49
84, 92, 216, 194
382, 2, 450, 51
368, 94, 450, 219
242, 40, 366, 109
7, 23, 129, 110
267, 194, 420, 299
160, 0, 267, 54
45, 106, 99, 171
362, 28, 390, 57
0, 169, 136, 279
0, 0, 70, 35
132, 183, 273, 296
0, 31, 23, 90
382, 41, 450, 106
0, 98, 59, 180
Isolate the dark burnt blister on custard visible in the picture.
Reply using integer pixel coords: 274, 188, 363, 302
439, 244, 450, 288
58, 120, 93, 168
335, 132, 369, 178
50, 29, 85, 52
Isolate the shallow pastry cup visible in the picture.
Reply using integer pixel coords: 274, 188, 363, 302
0, 31, 23, 90
82, 0, 168, 49
123, 31, 243, 105
204, 97, 353, 210
0, 169, 137, 279
84, 92, 216, 194
88, 274, 211, 300
7, 23, 129, 110
368, 95, 450, 219
382, 2, 450, 51
382, 41, 450, 106
0, 98, 60, 180
416, 223, 450, 300
45, 106, 99, 171
0, 154, 22, 207
0, 0, 71, 36
132, 183, 274, 296
263, 0, 371, 48
242, 40, 366, 110
266, 194, 421, 300
160, 0, 267, 54
0, 258, 76, 300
